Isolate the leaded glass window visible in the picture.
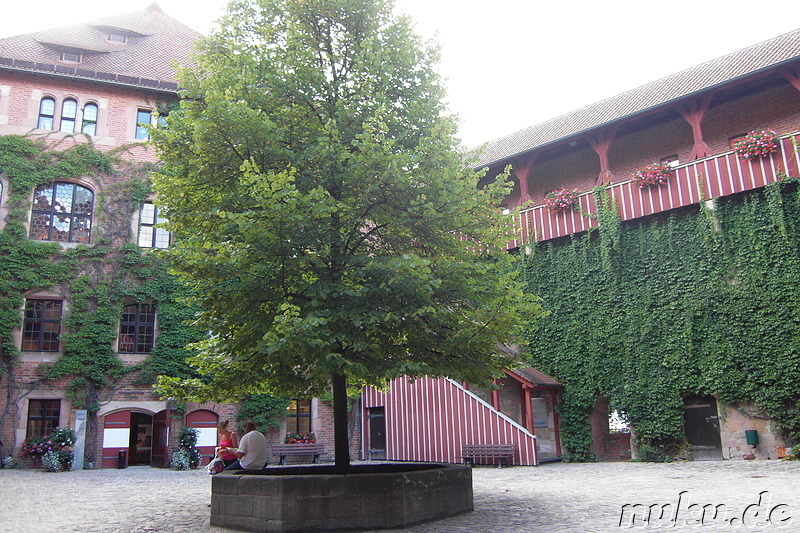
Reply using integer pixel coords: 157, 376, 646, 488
30, 182, 94, 243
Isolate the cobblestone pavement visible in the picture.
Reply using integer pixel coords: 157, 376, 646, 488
2, 460, 799, 532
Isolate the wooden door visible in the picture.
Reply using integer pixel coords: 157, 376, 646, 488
101, 410, 131, 468
368, 407, 386, 460
684, 396, 723, 460
151, 409, 170, 468
186, 409, 219, 466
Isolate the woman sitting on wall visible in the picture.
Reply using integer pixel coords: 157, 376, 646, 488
215, 420, 239, 468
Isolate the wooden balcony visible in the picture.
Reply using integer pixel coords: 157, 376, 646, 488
507, 132, 800, 248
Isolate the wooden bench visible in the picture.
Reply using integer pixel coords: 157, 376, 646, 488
461, 444, 515, 468
272, 443, 325, 465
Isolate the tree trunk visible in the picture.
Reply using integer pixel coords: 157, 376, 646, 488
332, 371, 350, 474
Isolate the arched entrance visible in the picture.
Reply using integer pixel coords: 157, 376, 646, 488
101, 409, 169, 468
129, 411, 153, 465
186, 409, 219, 466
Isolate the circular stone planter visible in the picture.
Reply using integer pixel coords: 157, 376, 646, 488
210, 462, 473, 532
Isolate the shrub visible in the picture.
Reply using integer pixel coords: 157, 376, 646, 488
50, 427, 77, 448
177, 426, 198, 448
170, 448, 191, 470
22, 437, 54, 458
42, 450, 73, 472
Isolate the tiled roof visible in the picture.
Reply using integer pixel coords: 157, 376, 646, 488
0, 3, 199, 91
508, 367, 562, 388
475, 28, 800, 168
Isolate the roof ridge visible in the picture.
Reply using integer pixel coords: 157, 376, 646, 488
474, 26, 800, 167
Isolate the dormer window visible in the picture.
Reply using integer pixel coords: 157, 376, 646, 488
108, 33, 127, 44
61, 52, 81, 63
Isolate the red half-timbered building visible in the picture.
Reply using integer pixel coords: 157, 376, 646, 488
475, 28, 800, 461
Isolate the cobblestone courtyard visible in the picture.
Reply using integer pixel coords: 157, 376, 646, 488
2, 460, 798, 532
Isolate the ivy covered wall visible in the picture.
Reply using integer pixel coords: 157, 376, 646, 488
522, 179, 800, 461
0, 136, 202, 462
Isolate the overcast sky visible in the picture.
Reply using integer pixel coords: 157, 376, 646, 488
2, 1, 799, 147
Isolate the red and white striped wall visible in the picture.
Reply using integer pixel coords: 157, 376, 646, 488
507, 132, 800, 247
362, 376, 538, 466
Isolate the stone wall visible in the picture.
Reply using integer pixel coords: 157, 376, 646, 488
719, 401, 788, 460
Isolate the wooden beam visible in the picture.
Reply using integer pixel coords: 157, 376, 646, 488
512, 153, 537, 206
675, 94, 714, 160
586, 125, 618, 185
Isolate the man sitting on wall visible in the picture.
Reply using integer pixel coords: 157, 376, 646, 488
223, 420, 268, 471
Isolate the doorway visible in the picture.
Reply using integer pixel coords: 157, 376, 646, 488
129, 412, 154, 465
367, 407, 386, 460
684, 396, 723, 460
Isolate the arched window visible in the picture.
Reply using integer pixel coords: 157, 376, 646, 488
59, 98, 78, 133
30, 182, 94, 243
81, 103, 98, 136
37, 97, 56, 130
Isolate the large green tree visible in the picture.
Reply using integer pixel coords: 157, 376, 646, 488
152, 0, 539, 471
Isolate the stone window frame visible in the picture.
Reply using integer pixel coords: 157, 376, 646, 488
26, 398, 61, 439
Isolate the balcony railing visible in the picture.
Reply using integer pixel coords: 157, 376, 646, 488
508, 132, 800, 248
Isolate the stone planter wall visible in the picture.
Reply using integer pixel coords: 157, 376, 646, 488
211, 463, 473, 532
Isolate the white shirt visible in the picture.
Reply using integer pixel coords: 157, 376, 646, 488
237, 429, 268, 470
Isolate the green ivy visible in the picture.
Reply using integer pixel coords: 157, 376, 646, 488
522, 178, 800, 459
236, 393, 291, 432
0, 137, 202, 460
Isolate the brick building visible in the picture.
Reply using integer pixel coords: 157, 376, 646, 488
0, 4, 342, 469
478, 28, 800, 461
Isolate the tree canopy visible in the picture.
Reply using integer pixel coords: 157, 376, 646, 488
151, 0, 540, 467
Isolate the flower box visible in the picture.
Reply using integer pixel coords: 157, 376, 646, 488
285, 431, 316, 444
730, 129, 779, 160
544, 188, 580, 213
630, 162, 672, 189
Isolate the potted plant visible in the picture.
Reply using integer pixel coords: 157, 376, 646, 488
630, 162, 672, 188
731, 129, 779, 160
170, 426, 201, 470
544, 188, 580, 213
